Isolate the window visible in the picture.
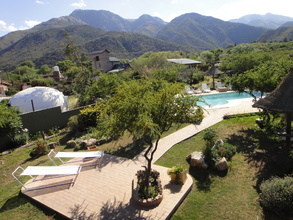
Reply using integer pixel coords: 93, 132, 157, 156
96, 56, 99, 61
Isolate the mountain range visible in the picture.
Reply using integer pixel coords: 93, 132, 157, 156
1, 10, 293, 71
230, 13, 293, 29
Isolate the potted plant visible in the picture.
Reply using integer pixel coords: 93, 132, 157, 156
133, 169, 163, 207
167, 165, 187, 184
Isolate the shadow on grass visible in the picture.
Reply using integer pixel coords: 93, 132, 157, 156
0, 195, 27, 213
226, 128, 293, 191
109, 139, 146, 159
188, 167, 228, 192
0, 194, 58, 218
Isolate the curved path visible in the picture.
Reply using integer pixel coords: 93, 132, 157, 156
21, 99, 258, 219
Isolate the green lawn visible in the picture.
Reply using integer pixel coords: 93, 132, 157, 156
155, 115, 292, 220
0, 115, 291, 219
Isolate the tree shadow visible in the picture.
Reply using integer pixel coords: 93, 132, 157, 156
188, 167, 213, 192
109, 139, 146, 159
226, 127, 293, 191
0, 194, 58, 218
0, 195, 27, 213
70, 198, 147, 220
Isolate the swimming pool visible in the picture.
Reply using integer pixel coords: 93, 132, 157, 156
196, 92, 262, 107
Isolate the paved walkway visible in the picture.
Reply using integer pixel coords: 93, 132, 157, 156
21, 99, 258, 220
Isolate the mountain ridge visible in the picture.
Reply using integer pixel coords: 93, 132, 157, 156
230, 13, 293, 29
0, 10, 288, 70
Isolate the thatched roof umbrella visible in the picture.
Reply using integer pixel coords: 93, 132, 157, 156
253, 67, 293, 150
206, 65, 223, 89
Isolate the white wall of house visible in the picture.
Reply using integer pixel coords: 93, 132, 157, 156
91, 50, 113, 72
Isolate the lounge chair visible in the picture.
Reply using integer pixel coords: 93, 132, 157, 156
48, 150, 104, 166
185, 86, 194, 94
201, 83, 211, 93
216, 82, 228, 92
12, 165, 81, 191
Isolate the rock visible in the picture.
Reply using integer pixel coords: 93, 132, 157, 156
186, 151, 208, 169
216, 157, 229, 171
48, 142, 58, 149
66, 140, 77, 148
80, 138, 97, 149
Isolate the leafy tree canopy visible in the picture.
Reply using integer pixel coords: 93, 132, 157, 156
0, 103, 23, 138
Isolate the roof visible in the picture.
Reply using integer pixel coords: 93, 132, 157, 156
109, 57, 120, 62
90, 49, 110, 55
253, 67, 293, 113
167, 58, 201, 65
206, 65, 224, 76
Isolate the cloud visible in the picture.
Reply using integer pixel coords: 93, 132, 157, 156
0, 20, 18, 32
35, 0, 45, 4
25, 20, 41, 28
70, 0, 87, 8
0, 20, 41, 33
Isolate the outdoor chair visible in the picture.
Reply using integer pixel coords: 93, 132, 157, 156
216, 82, 228, 92
12, 165, 81, 191
201, 83, 211, 93
48, 150, 104, 167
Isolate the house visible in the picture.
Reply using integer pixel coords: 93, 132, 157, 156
0, 84, 8, 96
90, 49, 121, 72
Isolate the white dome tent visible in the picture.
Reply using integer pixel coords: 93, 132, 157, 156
9, 87, 69, 113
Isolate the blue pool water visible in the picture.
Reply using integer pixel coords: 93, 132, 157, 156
196, 92, 261, 107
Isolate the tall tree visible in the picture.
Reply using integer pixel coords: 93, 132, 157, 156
97, 79, 204, 197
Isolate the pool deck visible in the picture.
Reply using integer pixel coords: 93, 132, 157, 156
20, 98, 259, 219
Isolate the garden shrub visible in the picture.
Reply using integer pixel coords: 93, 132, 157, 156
215, 143, 237, 161
67, 115, 79, 133
10, 132, 29, 148
29, 139, 48, 158
259, 176, 293, 218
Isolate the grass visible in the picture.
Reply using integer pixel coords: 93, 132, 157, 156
0, 116, 292, 219
155, 115, 292, 220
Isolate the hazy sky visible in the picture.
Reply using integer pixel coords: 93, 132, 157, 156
0, 0, 292, 37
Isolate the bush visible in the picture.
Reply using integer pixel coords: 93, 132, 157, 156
10, 132, 29, 148
29, 139, 48, 158
259, 176, 293, 218
215, 143, 237, 161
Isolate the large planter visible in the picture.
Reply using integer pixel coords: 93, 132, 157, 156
169, 170, 187, 184
132, 170, 163, 207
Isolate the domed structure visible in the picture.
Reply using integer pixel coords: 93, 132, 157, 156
9, 87, 69, 113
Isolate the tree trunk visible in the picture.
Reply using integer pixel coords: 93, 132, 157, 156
143, 138, 160, 198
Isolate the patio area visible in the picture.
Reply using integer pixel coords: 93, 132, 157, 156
20, 99, 258, 219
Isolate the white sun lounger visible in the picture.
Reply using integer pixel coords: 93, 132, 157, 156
12, 165, 81, 191
48, 150, 104, 166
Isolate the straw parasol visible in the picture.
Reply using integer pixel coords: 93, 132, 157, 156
253, 67, 293, 150
206, 65, 224, 89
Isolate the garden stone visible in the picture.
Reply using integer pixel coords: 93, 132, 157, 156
216, 157, 229, 171
186, 151, 208, 169
48, 142, 58, 149
80, 138, 97, 148
66, 140, 77, 148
